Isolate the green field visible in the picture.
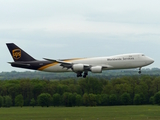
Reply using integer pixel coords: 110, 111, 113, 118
0, 106, 160, 120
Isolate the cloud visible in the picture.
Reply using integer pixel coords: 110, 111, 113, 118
0, 0, 159, 71
1, 0, 160, 36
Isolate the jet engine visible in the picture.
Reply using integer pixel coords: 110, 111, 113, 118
90, 66, 102, 73
72, 64, 84, 72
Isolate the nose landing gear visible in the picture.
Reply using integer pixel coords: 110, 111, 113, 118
138, 68, 141, 74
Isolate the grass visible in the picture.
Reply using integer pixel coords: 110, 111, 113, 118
0, 106, 160, 120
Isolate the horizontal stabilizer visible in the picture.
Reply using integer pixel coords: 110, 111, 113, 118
8, 62, 31, 67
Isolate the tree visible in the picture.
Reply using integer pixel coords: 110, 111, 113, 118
89, 94, 97, 106
120, 93, 131, 105
38, 93, 52, 107
134, 94, 141, 105
62, 92, 69, 107
68, 93, 74, 107
15, 94, 24, 107
61, 92, 75, 107
109, 94, 117, 106
57, 85, 69, 95
79, 78, 103, 94
96, 94, 102, 106
33, 83, 44, 99
101, 94, 109, 106
30, 98, 36, 107
3, 96, 12, 107
151, 77, 160, 94
142, 76, 153, 103
154, 91, 160, 105
149, 96, 154, 105
83, 93, 89, 106
134, 81, 148, 104
20, 80, 34, 106
0, 96, 3, 107
70, 93, 77, 107
53, 93, 61, 107
5, 81, 20, 106
2, 75, 160, 107
75, 94, 82, 106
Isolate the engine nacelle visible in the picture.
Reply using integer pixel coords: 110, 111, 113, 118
72, 64, 84, 72
90, 66, 102, 73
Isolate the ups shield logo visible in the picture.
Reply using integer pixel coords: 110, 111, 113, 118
12, 49, 21, 60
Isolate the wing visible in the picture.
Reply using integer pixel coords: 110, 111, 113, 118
43, 58, 113, 71
44, 58, 113, 78
43, 58, 90, 70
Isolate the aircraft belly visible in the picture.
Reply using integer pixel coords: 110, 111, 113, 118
131, 61, 146, 67
107, 61, 137, 69
108, 61, 146, 70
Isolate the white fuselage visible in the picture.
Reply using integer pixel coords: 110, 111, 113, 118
40, 53, 154, 73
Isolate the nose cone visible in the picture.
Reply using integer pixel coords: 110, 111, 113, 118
147, 57, 154, 65
150, 58, 154, 64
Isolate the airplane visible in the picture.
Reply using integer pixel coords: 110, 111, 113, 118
6, 43, 154, 78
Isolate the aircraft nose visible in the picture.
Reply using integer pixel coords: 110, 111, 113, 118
151, 58, 154, 63
147, 57, 154, 64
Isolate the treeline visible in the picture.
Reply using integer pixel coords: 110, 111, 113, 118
1, 68, 160, 80
0, 76, 160, 107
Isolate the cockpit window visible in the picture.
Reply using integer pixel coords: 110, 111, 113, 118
142, 54, 145, 56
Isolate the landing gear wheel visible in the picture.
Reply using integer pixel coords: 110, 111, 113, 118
77, 72, 83, 77
138, 68, 141, 74
83, 72, 88, 78
83, 75, 86, 78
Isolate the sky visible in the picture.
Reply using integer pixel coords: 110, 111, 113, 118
0, 0, 160, 72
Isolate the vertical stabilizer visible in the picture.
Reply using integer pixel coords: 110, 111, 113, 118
6, 43, 36, 62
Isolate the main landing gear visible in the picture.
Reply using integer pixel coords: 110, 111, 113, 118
77, 72, 88, 78
83, 72, 88, 78
138, 68, 141, 74
77, 72, 82, 77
